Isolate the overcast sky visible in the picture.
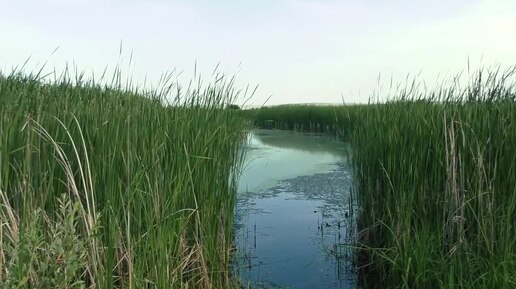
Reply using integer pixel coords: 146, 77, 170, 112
1, 0, 515, 105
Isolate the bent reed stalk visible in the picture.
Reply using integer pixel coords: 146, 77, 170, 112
248, 67, 516, 289
0, 68, 247, 288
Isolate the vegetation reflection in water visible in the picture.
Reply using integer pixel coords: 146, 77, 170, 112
235, 129, 357, 289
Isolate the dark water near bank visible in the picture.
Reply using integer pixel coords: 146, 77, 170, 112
235, 129, 357, 289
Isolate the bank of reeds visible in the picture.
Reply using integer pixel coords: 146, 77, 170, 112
247, 67, 516, 289
0, 69, 247, 288
246, 104, 362, 139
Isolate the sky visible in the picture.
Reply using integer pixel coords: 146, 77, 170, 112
1, 0, 515, 106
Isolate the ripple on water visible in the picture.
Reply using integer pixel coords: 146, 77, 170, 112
234, 163, 358, 289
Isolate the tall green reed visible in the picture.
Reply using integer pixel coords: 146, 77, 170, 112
246, 104, 363, 140
352, 68, 516, 288
0, 68, 247, 288
245, 67, 516, 289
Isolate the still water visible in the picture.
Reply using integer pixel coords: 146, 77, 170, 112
235, 129, 357, 289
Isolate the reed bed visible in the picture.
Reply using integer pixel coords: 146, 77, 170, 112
246, 104, 365, 140
248, 68, 516, 289
0, 69, 247, 288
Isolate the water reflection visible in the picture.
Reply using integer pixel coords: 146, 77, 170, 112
254, 130, 347, 156
235, 129, 357, 289
238, 130, 347, 194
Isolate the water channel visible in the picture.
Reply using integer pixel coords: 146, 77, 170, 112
234, 129, 357, 289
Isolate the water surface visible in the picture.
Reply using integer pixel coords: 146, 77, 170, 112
235, 129, 357, 289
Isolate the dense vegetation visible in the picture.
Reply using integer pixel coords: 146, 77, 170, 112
2, 63, 514, 289
0, 70, 246, 288
249, 68, 516, 289
246, 104, 361, 139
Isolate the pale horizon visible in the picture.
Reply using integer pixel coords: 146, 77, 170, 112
1, 0, 515, 106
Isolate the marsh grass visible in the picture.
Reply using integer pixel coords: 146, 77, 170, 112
246, 104, 362, 140
0, 68, 247, 288
246, 67, 516, 289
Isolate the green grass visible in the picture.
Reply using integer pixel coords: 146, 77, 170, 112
246, 67, 516, 289
245, 103, 365, 141
3, 62, 515, 289
0, 69, 247, 288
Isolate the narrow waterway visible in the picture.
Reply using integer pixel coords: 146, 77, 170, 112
235, 129, 357, 289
